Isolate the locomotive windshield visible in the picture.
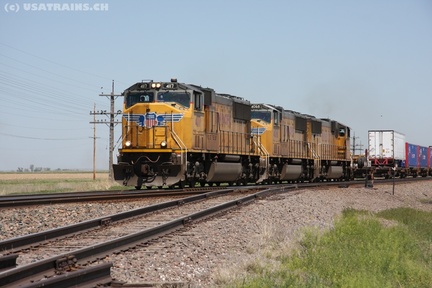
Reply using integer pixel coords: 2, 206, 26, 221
125, 91, 154, 108
157, 91, 190, 107
251, 110, 271, 123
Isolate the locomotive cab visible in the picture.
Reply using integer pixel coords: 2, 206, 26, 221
114, 79, 199, 189
251, 104, 308, 183
113, 79, 256, 189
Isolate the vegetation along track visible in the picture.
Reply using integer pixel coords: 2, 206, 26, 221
0, 186, 298, 287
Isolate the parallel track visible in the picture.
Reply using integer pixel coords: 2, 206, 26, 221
0, 187, 215, 208
0, 186, 285, 287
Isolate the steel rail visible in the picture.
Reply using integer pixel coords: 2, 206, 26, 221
0, 187, 214, 208
0, 254, 18, 272
0, 188, 236, 252
0, 186, 295, 287
16, 263, 113, 288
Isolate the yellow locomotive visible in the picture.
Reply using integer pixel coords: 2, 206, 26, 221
113, 80, 351, 189
250, 104, 351, 183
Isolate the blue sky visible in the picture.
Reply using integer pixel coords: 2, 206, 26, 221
1, 0, 431, 171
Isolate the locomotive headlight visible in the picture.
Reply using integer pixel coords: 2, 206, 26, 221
151, 82, 161, 89
160, 140, 167, 148
125, 140, 132, 147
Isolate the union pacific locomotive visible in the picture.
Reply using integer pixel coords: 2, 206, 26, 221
113, 79, 351, 189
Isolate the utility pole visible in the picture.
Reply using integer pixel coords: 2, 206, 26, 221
90, 80, 122, 180
90, 103, 100, 180
92, 103, 96, 180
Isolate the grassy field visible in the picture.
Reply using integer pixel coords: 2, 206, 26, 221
229, 208, 432, 287
0, 172, 125, 195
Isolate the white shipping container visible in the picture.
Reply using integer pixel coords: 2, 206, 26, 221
368, 130, 405, 160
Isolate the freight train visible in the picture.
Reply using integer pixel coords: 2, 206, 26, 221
354, 130, 432, 178
113, 79, 352, 189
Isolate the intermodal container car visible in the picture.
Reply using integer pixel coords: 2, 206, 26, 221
419, 146, 429, 168
368, 130, 405, 166
405, 143, 419, 168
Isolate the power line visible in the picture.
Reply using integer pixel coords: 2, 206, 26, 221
0, 131, 88, 140
0, 85, 88, 116
0, 52, 99, 90
0, 42, 125, 84
0, 62, 101, 93
0, 71, 103, 109
0, 122, 89, 130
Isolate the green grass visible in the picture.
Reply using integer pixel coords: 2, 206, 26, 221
0, 172, 123, 195
233, 208, 432, 288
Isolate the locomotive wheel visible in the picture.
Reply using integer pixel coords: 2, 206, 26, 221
236, 179, 247, 186
177, 181, 185, 189
135, 185, 142, 190
188, 180, 196, 188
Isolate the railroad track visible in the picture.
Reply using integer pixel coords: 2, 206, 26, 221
1, 177, 429, 209
0, 186, 300, 287
1, 178, 430, 286
0, 187, 217, 208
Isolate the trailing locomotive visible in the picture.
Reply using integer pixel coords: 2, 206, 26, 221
250, 104, 351, 183
113, 79, 351, 189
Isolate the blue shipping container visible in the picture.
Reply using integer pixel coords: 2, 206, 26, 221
406, 143, 419, 168
429, 147, 432, 169
419, 146, 428, 168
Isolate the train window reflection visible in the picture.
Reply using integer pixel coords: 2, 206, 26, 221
251, 111, 271, 123
157, 92, 190, 108
126, 92, 154, 108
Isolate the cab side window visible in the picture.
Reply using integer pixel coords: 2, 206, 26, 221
273, 110, 279, 125
194, 92, 203, 111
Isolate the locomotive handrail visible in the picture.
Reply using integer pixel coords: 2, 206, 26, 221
253, 135, 269, 157
170, 128, 187, 166
308, 143, 320, 159
253, 135, 270, 180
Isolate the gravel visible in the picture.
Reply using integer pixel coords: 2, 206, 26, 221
0, 198, 170, 240
1, 181, 431, 287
